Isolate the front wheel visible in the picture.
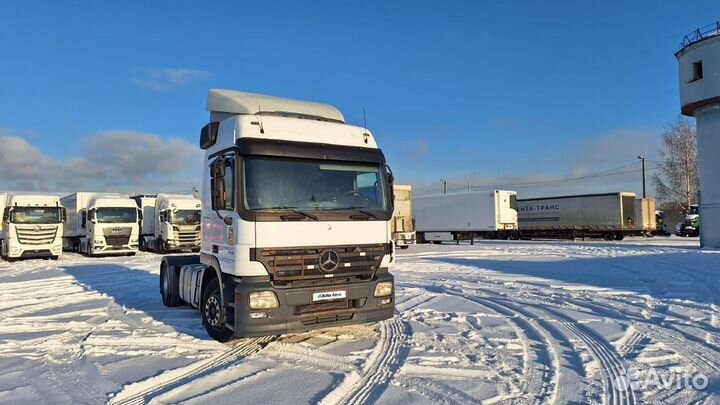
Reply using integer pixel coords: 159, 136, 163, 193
160, 262, 182, 307
201, 278, 234, 342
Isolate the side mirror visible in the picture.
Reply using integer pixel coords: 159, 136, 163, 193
2, 207, 9, 223
81, 211, 87, 228
61, 207, 67, 223
89, 209, 97, 224
138, 209, 143, 221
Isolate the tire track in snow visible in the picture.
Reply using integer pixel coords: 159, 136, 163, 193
108, 335, 276, 405
321, 317, 410, 405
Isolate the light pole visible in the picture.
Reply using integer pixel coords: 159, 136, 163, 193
440, 179, 447, 195
637, 155, 647, 198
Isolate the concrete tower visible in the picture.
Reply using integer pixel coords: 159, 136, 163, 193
676, 22, 720, 249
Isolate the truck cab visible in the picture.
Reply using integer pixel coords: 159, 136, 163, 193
132, 194, 202, 252
62, 193, 141, 256
160, 90, 396, 341
1, 194, 65, 261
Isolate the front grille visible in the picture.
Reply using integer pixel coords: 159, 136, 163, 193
252, 244, 390, 282
177, 231, 200, 244
105, 235, 130, 246
16, 226, 58, 245
297, 300, 349, 315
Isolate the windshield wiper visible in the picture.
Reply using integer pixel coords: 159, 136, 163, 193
261, 206, 318, 221
325, 207, 380, 220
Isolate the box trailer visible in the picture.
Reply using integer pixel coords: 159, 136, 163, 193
414, 190, 518, 243
634, 198, 657, 236
392, 185, 415, 249
517, 192, 643, 240
61, 192, 140, 256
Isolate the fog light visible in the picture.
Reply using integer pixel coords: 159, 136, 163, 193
249, 291, 279, 310
249, 312, 268, 319
374, 281, 393, 297
381, 297, 392, 305
94, 240, 103, 244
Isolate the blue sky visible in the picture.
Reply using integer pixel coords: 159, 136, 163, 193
0, 1, 717, 196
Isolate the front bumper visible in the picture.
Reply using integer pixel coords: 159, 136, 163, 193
228, 272, 395, 337
4, 241, 62, 259
90, 244, 138, 255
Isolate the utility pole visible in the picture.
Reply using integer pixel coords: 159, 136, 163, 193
440, 179, 447, 195
637, 155, 647, 198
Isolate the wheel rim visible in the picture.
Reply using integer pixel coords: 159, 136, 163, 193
205, 295, 222, 326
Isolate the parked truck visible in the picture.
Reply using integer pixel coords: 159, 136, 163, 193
517, 192, 648, 240
160, 89, 396, 341
392, 185, 415, 249
61, 192, 140, 256
414, 190, 519, 243
1, 193, 65, 261
131, 194, 202, 253
676, 204, 700, 237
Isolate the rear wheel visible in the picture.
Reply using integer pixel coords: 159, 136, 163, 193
614, 233, 625, 241
603, 233, 614, 241
201, 277, 234, 342
160, 262, 182, 307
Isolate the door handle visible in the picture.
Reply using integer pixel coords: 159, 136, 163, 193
212, 245, 218, 253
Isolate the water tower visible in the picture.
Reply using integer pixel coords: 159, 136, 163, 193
676, 22, 720, 248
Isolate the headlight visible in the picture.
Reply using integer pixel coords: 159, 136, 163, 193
248, 291, 279, 310
374, 281, 393, 297
94, 240, 103, 244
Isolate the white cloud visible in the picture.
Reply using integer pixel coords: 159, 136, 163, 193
0, 130, 202, 193
131, 67, 210, 91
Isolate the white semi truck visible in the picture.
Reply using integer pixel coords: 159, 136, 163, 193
414, 190, 519, 243
517, 192, 651, 240
61, 192, 140, 256
1, 193, 65, 261
391, 185, 415, 249
160, 90, 396, 341
131, 194, 202, 253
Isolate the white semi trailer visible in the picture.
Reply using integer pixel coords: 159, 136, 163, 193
517, 192, 648, 240
414, 190, 519, 243
391, 185, 415, 249
131, 194, 202, 253
1, 193, 65, 261
61, 192, 140, 256
160, 90, 396, 341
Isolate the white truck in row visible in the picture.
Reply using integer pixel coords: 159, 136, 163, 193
61, 192, 140, 256
413, 190, 519, 243
1, 193, 65, 261
131, 194, 202, 252
517, 192, 657, 240
159, 89, 396, 341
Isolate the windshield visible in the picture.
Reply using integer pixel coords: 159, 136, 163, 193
244, 158, 388, 212
10, 207, 63, 224
96, 207, 137, 223
690, 206, 700, 215
171, 210, 201, 225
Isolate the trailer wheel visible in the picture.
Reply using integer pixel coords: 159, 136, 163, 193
201, 278, 234, 342
160, 262, 182, 307
614, 233, 625, 241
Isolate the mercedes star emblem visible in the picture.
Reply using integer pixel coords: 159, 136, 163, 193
318, 249, 340, 272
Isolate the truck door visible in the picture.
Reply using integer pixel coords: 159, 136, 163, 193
210, 154, 238, 266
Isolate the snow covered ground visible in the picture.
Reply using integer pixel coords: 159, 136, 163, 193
1, 237, 719, 405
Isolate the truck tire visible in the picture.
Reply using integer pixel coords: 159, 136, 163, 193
603, 233, 614, 241
614, 233, 625, 241
201, 277, 234, 342
160, 261, 182, 307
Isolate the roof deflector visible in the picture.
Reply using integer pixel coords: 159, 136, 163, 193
206, 89, 345, 123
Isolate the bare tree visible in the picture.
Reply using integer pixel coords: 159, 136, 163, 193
653, 116, 700, 212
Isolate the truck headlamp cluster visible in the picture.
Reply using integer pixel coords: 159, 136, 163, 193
373, 281, 393, 297
248, 291, 279, 310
